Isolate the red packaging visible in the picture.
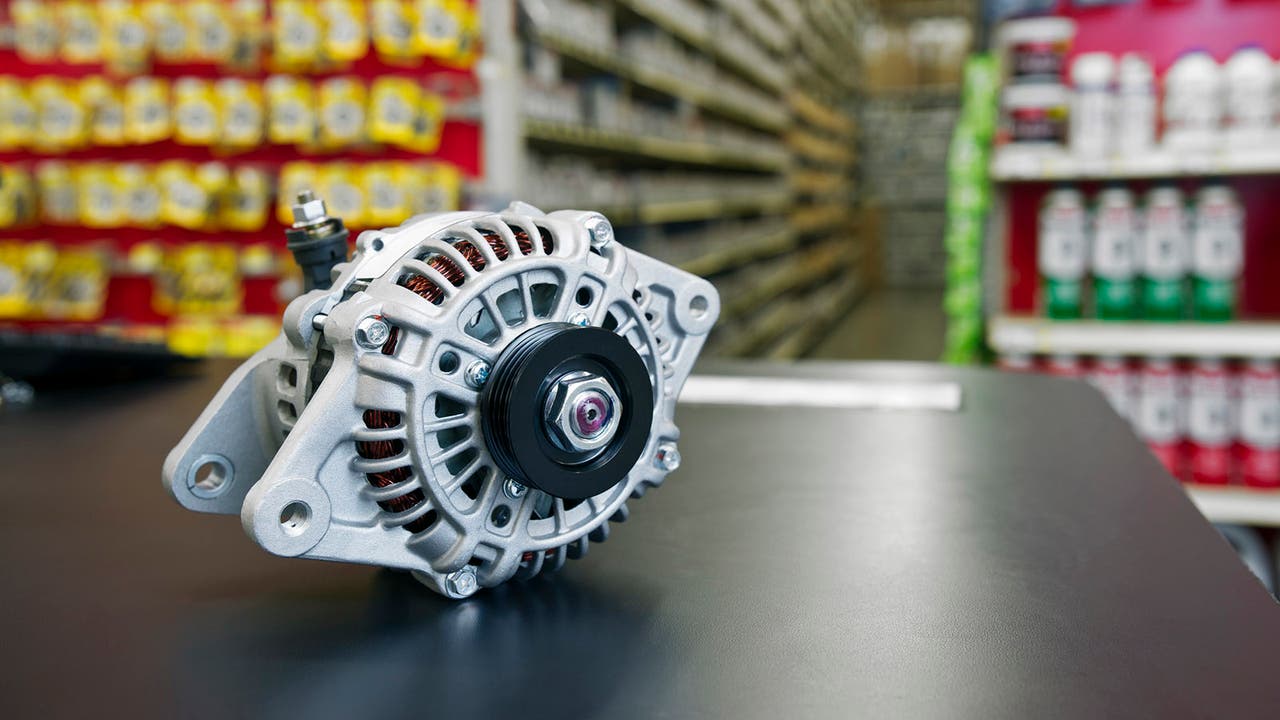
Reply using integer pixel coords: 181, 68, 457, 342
1185, 358, 1234, 486
1236, 359, 1280, 488
1086, 355, 1134, 421
1044, 353, 1083, 379
1135, 357, 1184, 479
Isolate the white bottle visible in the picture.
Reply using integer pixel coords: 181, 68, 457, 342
1116, 53, 1156, 156
1223, 46, 1276, 149
1163, 50, 1223, 152
1070, 52, 1115, 159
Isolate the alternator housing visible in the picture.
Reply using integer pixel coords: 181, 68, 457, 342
163, 204, 718, 598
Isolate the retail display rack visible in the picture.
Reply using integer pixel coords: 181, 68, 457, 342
0, 0, 484, 362
509, 0, 870, 359
977, 1, 1280, 526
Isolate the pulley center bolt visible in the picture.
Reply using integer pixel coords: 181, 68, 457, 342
544, 371, 623, 455
572, 391, 611, 438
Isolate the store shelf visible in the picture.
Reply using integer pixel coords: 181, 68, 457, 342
1188, 487, 1280, 527
989, 315, 1280, 358
678, 228, 797, 277
991, 146, 1280, 182
790, 204, 850, 234
524, 119, 787, 172
535, 32, 788, 133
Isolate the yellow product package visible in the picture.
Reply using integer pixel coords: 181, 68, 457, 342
371, 0, 418, 63
0, 78, 36, 150
142, 0, 190, 64
156, 245, 243, 322
173, 78, 219, 146
80, 77, 128, 146
187, 1, 236, 65
368, 76, 421, 147
320, 163, 367, 228
35, 161, 80, 226
264, 75, 316, 146
7, 242, 57, 319
363, 162, 410, 227
45, 245, 110, 321
0, 166, 37, 229
273, 0, 324, 70
405, 90, 446, 153
412, 0, 465, 59
77, 163, 127, 229
30, 77, 89, 152
411, 162, 461, 215
440, 3, 481, 69
276, 161, 320, 225
57, 1, 104, 65
215, 78, 265, 150
227, 0, 268, 70
100, 0, 152, 74
0, 243, 33, 320
156, 161, 207, 230
124, 76, 171, 144
12, 1, 59, 63
317, 77, 368, 148
221, 166, 272, 232
116, 163, 163, 228
320, 0, 369, 63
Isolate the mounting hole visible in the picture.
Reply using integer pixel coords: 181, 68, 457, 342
438, 350, 460, 374
187, 454, 233, 499
689, 295, 709, 319
632, 288, 644, 303
575, 287, 594, 307
491, 504, 512, 528
371, 237, 384, 251
279, 501, 311, 537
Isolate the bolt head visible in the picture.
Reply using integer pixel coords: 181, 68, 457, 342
445, 567, 479, 598
569, 312, 590, 327
655, 443, 681, 472
503, 478, 527, 499
355, 317, 391, 349
544, 371, 622, 456
465, 361, 491, 388
291, 190, 329, 226
583, 214, 614, 249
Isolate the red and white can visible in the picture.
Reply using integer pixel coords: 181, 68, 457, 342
1044, 353, 1084, 379
997, 352, 1036, 372
1086, 355, 1135, 421
1236, 359, 1280, 488
1135, 357, 1184, 479
1185, 358, 1235, 486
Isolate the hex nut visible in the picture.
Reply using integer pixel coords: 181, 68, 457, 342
544, 372, 622, 455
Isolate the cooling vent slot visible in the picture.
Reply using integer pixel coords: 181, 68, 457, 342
397, 220, 557, 306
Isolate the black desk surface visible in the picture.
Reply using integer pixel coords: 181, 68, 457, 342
2, 360, 1277, 718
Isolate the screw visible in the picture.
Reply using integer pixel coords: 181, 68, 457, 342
465, 360, 491, 388
655, 443, 681, 472
569, 312, 590, 327
583, 214, 614, 249
503, 478, 527, 499
354, 316, 391, 349
445, 567, 479, 598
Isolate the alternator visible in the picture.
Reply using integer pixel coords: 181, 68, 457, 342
163, 200, 719, 598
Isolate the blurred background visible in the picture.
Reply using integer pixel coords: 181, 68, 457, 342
2, 0, 1280, 588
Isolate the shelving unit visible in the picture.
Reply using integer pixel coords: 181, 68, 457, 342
1188, 487, 1280, 528
989, 316, 1280, 359
991, 146, 1280, 182
510, 0, 871, 359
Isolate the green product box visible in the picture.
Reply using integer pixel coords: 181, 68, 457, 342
1192, 278, 1235, 321
1140, 278, 1184, 321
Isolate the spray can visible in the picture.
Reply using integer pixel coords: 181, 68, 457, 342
1186, 358, 1234, 485
1237, 359, 1280, 488
1039, 188, 1088, 319
1091, 187, 1138, 320
1087, 355, 1134, 421
1191, 185, 1243, 321
1135, 357, 1184, 479
1139, 187, 1189, 321
1069, 53, 1115, 159
1115, 53, 1156, 156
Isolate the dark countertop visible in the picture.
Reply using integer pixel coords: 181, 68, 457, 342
1, 359, 1277, 719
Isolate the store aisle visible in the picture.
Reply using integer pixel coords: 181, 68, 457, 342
810, 289, 946, 362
